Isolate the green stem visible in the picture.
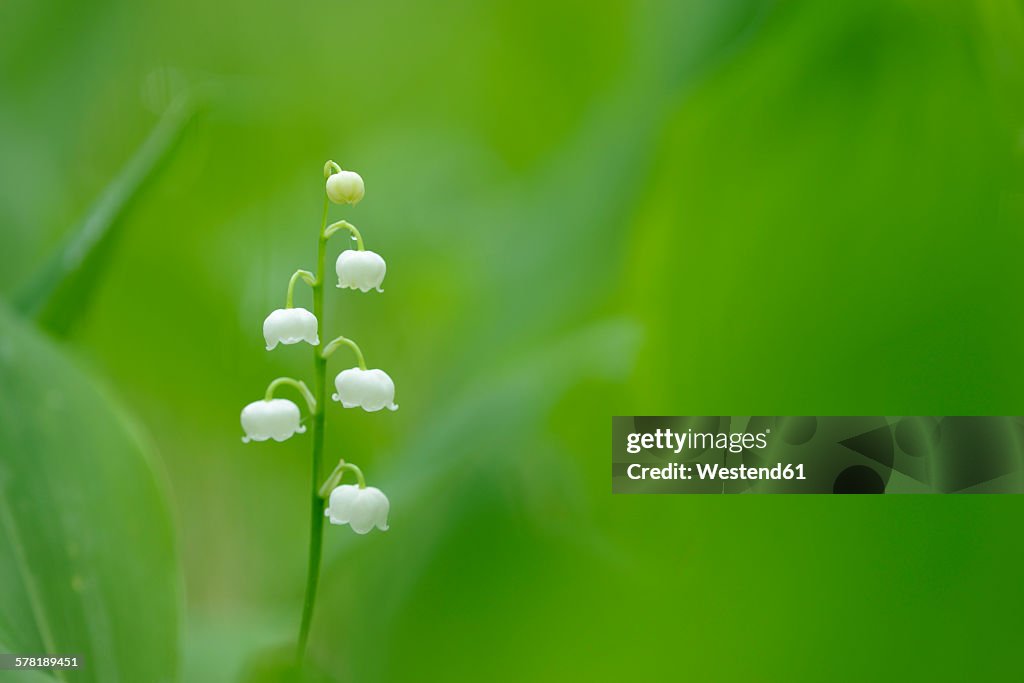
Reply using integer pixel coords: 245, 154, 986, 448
324, 220, 365, 251
296, 190, 331, 665
324, 160, 342, 177
286, 269, 316, 308
264, 377, 316, 413
321, 335, 368, 370
318, 460, 367, 498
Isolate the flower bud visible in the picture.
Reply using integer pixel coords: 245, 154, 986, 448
240, 398, 306, 443
332, 367, 398, 412
324, 484, 390, 534
263, 308, 319, 350
335, 250, 386, 293
325, 170, 364, 205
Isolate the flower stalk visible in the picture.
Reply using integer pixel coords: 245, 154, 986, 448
321, 335, 367, 369
264, 377, 316, 412
324, 220, 365, 251
286, 269, 316, 308
294, 192, 331, 663
318, 459, 367, 497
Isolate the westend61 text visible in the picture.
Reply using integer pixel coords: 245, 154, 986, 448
627, 462, 807, 481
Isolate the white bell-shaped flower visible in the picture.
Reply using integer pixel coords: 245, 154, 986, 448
325, 484, 390, 534
325, 170, 365, 205
240, 398, 306, 443
263, 308, 319, 350
336, 250, 386, 293
332, 367, 398, 412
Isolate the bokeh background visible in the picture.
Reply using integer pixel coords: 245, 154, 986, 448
3, 0, 1024, 681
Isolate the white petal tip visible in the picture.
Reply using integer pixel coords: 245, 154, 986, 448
388, 404, 399, 412
241, 436, 251, 444
297, 426, 307, 434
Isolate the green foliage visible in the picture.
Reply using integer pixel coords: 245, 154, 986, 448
13, 96, 196, 338
0, 305, 180, 682
3, 0, 1024, 681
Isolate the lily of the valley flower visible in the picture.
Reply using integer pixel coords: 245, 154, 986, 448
325, 484, 390, 534
336, 250, 386, 293
332, 367, 398, 412
241, 398, 306, 443
263, 308, 319, 350
325, 170, 365, 205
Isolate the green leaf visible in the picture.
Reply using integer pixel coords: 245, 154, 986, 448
0, 304, 180, 682
12, 95, 196, 338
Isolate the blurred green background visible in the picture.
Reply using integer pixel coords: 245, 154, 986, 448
3, 0, 1024, 680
